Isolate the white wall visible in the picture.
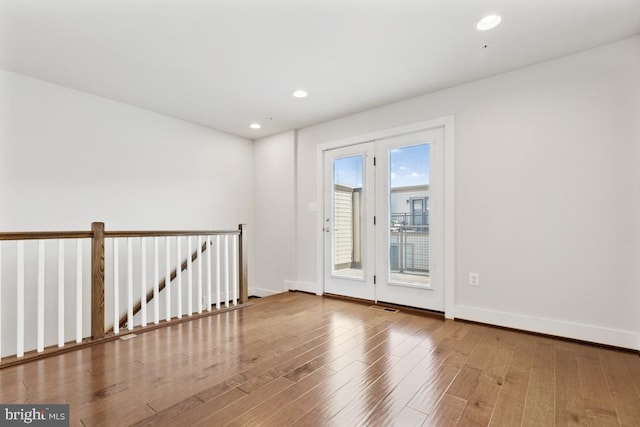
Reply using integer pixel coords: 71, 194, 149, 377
293, 36, 640, 349
253, 131, 296, 296
0, 69, 254, 231
0, 69, 255, 356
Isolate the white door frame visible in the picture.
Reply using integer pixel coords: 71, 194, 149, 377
315, 116, 455, 319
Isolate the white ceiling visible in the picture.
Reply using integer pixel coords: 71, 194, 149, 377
1, 0, 639, 139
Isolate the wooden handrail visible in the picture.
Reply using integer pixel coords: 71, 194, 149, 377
0, 230, 239, 241
105, 230, 239, 238
112, 240, 210, 332
0, 231, 93, 241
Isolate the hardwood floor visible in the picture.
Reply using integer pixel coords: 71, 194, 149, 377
1, 291, 639, 426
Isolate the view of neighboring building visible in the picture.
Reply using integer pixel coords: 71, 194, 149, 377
389, 184, 429, 226
333, 184, 430, 277
389, 185, 430, 275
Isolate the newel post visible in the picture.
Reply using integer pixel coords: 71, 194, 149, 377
91, 222, 105, 339
238, 224, 248, 304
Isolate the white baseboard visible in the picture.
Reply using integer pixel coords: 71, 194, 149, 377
285, 280, 320, 295
454, 305, 640, 351
248, 287, 282, 298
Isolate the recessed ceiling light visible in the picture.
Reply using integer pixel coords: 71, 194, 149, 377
249, 123, 261, 129
292, 89, 308, 98
477, 14, 502, 31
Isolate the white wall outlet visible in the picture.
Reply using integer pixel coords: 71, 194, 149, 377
469, 273, 480, 286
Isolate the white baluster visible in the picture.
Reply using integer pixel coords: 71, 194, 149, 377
17, 241, 25, 357
224, 235, 229, 308
37, 240, 45, 352
215, 235, 221, 310
140, 237, 147, 328
232, 234, 238, 305
153, 237, 159, 324
58, 239, 64, 346
187, 236, 193, 315
113, 239, 119, 334
127, 237, 133, 330
165, 236, 171, 321
197, 235, 203, 314
206, 237, 212, 312
76, 239, 83, 343
176, 236, 182, 319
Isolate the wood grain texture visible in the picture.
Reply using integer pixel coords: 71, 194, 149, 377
238, 223, 248, 304
0, 231, 93, 240
521, 342, 556, 427
423, 394, 467, 426
0, 291, 637, 426
104, 230, 240, 238
91, 221, 105, 339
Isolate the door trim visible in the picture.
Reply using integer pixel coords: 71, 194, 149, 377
315, 116, 455, 319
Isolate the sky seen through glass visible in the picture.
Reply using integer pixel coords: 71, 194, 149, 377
333, 143, 430, 188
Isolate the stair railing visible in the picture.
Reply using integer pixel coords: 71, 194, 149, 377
0, 223, 248, 368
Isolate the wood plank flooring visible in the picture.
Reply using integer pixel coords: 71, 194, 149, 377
1, 291, 639, 426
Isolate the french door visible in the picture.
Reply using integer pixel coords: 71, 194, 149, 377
323, 128, 444, 311
374, 129, 444, 310
323, 142, 376, 300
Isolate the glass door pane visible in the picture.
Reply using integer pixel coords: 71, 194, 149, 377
332, 155, 363, 279
389, 144, 430, 286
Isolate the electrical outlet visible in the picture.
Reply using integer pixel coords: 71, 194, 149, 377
469, 273, 480, 286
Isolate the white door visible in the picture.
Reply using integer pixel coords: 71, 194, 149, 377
322, 128, 444, 312
323, 142, 376, 300
375, 129, 444, 311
